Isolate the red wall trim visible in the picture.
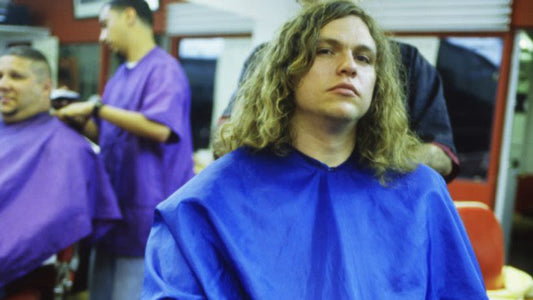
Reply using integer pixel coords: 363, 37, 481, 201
98, 45, 110, 94
512, 0, 533, 29
14, 0, 183, 44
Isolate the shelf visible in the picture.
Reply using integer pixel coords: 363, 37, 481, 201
0, 25, 50, 39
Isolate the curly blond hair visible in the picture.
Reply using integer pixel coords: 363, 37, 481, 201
214, 0, 421, 181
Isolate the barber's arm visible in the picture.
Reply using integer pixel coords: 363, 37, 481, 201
54, 100, 171, 143
397, 41, 460, 182
414, 143, 453, 176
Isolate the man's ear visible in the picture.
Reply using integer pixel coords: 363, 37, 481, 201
123, 7, 138, 25
42, 78, 53, 101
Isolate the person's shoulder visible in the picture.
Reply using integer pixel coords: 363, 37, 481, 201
384, 164, 452, 212
146, 47, 178, 66
144, 47, 186, 77
393, 41, 421, 63
396, 164, 447, 193
411, 162, 445, 181
47, 117, 95, 155
157, 148, 254, 212
395, 40, 416, 52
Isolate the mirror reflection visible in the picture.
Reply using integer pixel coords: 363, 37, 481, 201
397, 36, 503, 181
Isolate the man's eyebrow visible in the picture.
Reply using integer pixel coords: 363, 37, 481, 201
317, 38, 376, 55
355, 45, 377, 57
317, 38, 342, 48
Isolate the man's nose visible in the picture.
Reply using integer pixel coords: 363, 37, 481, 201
0, 76, 11, 90
338, 52, 357, 77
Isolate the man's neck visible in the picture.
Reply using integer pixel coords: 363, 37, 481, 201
126, 30, 156, 63
2, 108, 48, 124
290, 115, 357, 167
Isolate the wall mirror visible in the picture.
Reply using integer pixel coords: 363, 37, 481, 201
397, 36, 504, 181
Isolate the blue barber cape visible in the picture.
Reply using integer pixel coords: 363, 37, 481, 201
143, 147, 487, 299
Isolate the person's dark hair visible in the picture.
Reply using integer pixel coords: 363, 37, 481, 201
107, 0, 153, 26
2, 46, 51, 81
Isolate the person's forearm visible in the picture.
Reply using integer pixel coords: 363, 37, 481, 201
98, 104, 171, 143
415, 143, 453, 176
82, 119, 99, 143
54, 101, 172, 143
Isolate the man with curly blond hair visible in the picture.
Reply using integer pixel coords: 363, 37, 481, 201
142, 1, 487, 299
219, 0, 459, 181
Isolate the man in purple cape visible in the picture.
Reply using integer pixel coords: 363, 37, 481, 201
55, 1, 194, 299
0, 46, 121, 296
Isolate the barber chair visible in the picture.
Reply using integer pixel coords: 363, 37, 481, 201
455, 201, 533, 300
3, 245, 78, 300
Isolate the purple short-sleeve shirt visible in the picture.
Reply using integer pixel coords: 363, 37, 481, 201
98, 47, 194, 256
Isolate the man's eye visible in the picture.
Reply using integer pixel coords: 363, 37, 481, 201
10, 73, 23, 79
356, 55, 371, 64
317, 48, 333, 55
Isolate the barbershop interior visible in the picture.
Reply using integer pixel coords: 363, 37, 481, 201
1, 0, 533, 299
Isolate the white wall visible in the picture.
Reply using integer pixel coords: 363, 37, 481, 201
32, 36, 59, 88
189, 0, 300, 47
182, 0, 300, 133
211, 37, 253, 127
393, 36, 440, 65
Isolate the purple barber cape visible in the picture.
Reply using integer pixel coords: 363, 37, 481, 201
0, 112, 121, 287
98, 47, 194, 256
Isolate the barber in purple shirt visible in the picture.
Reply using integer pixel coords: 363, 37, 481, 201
54, 1, 194, 299
0, 46, 121, 298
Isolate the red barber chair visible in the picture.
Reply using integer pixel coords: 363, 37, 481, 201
455, 201, 533, 299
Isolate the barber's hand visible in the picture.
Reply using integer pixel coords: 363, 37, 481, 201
52, 101, 94, 130
53, 101, 94, 118
414, 143, 452, 176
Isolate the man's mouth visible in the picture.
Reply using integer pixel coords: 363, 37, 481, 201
328, 83, 358, 97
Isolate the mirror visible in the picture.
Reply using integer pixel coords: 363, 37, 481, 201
396, 36, 504, 181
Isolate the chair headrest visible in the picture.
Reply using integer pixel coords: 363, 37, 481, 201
455, 201, 505, 290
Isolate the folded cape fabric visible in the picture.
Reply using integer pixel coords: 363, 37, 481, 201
0, 113, 121, 287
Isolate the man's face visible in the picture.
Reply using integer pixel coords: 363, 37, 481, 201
99, 5, 128, 54
293, 16, 376, 126
0, 55, 50, 122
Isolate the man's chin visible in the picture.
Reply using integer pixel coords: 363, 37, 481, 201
1, 108, 17, 117
1, 109, 18, 123
325, 106, 362, 122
